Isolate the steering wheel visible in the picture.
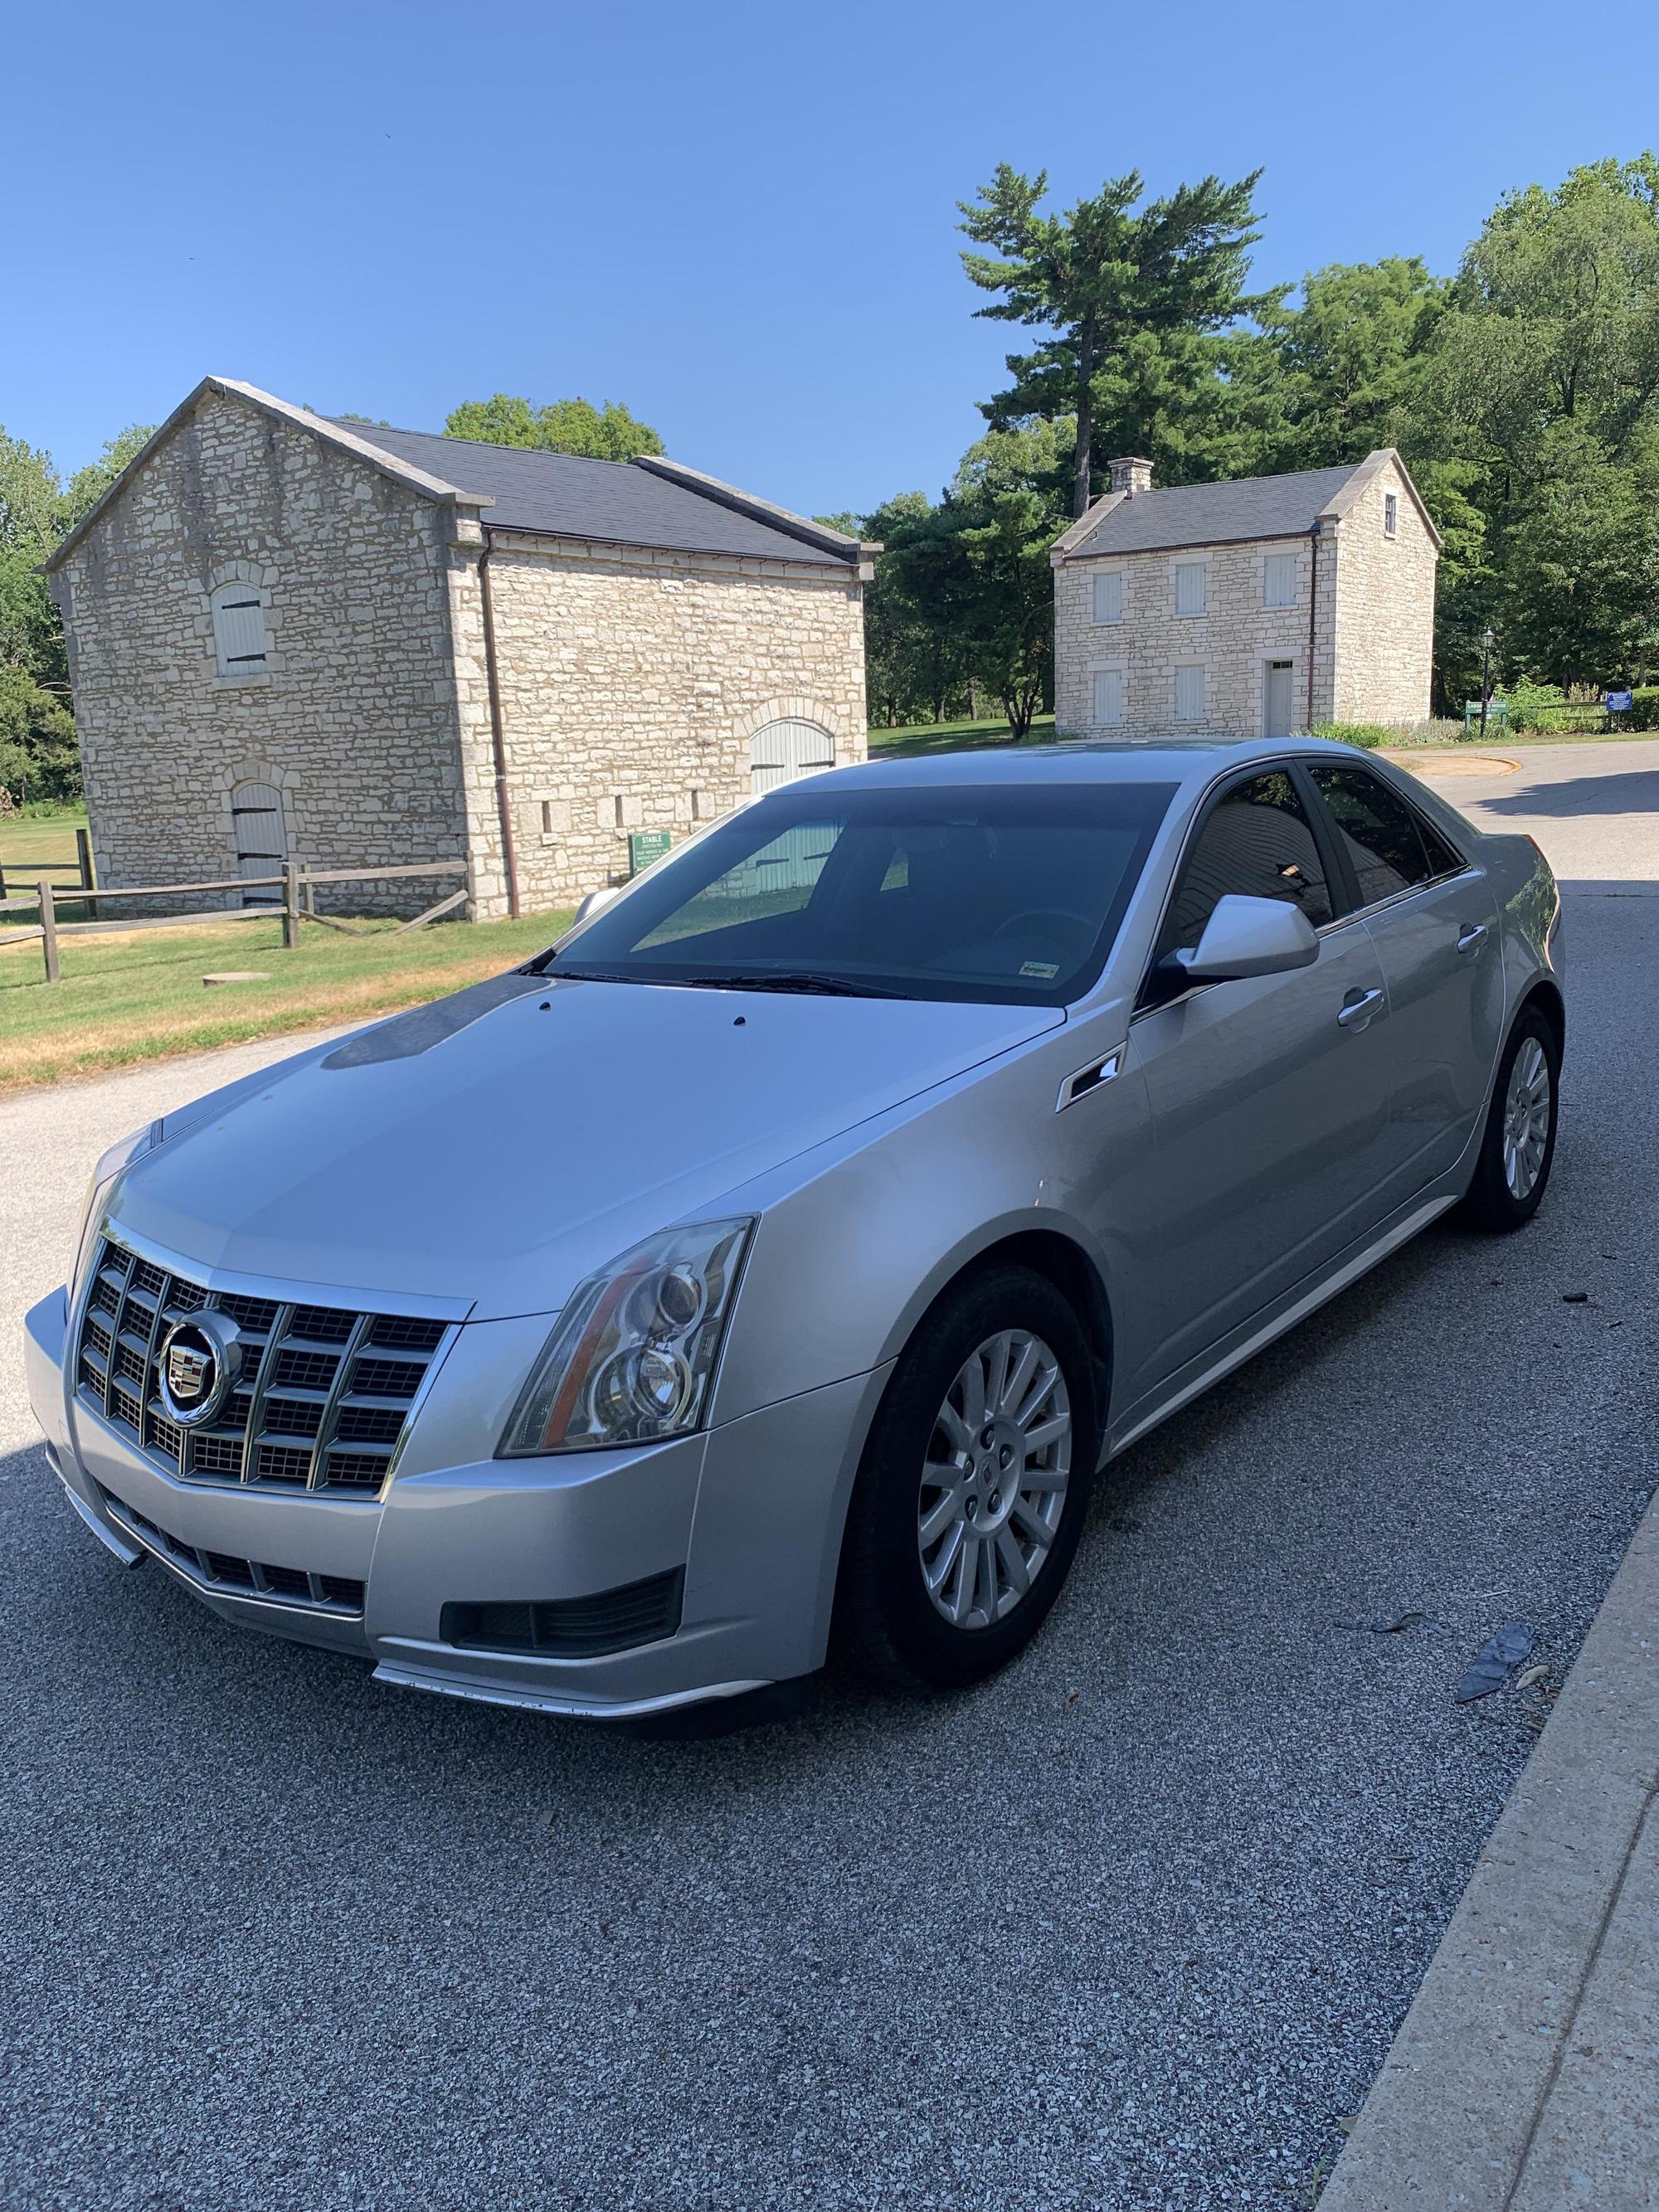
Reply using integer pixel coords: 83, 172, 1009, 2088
993, 908, 1095, 944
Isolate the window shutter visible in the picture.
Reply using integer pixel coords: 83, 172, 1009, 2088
1175, 563, 1206, 615
1092, 571, 1122, 624
212, 587, 269, 675
1092, 669, 1124, 726
1263, 554, 1297, 608
1175, 666, 1205, 722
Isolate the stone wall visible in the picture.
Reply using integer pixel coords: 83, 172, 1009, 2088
1053, 531, 1334, 739
51, 388, 469, 912
450, 533, 869, 918
1330, 459, 1438, 725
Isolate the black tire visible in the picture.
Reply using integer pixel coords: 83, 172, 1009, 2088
834, 1264, 1098, 1693
1457, 1004, 1560, 1233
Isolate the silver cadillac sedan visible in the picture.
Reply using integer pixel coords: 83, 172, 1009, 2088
25, 737, 1563, 1721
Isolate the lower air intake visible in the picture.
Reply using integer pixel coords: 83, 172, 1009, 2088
440, 1570, 684, 1660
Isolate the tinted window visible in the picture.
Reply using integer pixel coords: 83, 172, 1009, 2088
1306, 765, 1450, 907
550, 781, 1177, 1006
1155, 771, 1334, 970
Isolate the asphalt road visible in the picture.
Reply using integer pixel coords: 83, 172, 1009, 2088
3, 743, 1657, 2212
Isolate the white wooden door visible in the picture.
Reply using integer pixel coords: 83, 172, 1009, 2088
232, 781, 286, 906
750, 718, 834, 795
1264, 661, 1295, 741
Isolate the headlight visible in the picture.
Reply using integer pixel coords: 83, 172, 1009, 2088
499, 1218, 755, 1456
71, 1121, 163, 1300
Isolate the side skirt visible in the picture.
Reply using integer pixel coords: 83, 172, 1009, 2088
1103, 1189, 1460, 1465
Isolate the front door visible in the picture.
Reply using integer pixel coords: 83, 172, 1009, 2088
1264, 660, 1294, 740
1112, 767, 1395, 1398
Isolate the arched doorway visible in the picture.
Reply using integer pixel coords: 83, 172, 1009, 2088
231, 780, 287, 906
749, 717, 834, 795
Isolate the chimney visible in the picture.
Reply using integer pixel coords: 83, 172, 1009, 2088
1108, 456, 1154, 498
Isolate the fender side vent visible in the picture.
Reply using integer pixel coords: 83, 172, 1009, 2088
440, 1570, 685, 1660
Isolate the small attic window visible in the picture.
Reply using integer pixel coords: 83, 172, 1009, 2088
211, 584, 268, 677
1384, 493, 1399, 538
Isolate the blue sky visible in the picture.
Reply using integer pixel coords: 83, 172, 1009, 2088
5, 0, 1657, 519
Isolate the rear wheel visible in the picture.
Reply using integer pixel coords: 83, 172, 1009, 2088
1458, 1005, 1559, 1232
836, 1265, 1097, 1692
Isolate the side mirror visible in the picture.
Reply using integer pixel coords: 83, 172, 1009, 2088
1171, 893, 1320, 984
572, 884, 624, 929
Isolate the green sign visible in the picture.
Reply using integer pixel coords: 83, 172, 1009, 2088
628, 829, 673, 876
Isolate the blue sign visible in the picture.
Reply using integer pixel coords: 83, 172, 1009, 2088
1607, 690, 1634, 713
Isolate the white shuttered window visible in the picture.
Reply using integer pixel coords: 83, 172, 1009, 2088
1092, 668, 1125, 726
1263, 553, 1297, 607
211, 585, 268, 677
1175, 562, 1206, 615
1092, 571, 1123, 624
1175, 666, 1205, 722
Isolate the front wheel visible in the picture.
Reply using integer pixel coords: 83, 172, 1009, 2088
835, 1265, 1097, 1693
1458, 1005, 1559, 1232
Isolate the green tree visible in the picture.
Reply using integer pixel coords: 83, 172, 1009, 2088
444, 393, 664, 460
0, 421, 154, 803
1237, 257, 1449, 473
1413, 156, 1659, 694
960, 163, 1277, 515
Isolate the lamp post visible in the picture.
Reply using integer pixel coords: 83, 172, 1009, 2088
1479, 625, 1495, 741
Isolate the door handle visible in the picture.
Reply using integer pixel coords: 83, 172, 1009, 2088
1457, 922, 1488, 955
1337, 986, 1385, 1030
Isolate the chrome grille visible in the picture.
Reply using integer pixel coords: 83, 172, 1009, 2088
75, 1236, 454, 1500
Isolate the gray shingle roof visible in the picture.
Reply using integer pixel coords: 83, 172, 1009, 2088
330, 421, 856, 567
1061, 462, 1365, 559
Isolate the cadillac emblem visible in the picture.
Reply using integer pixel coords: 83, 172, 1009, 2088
158, 1311, 243, 1428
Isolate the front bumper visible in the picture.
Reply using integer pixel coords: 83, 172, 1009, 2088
26, 1286, 890, 1719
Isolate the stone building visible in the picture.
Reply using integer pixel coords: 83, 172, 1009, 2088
46, 377, 874, 918
1051, 450, 1439, 741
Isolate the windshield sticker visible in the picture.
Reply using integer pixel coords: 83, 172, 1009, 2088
1019, 960, 1060, 980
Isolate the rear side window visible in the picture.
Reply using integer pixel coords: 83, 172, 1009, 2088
1306, 765, 1460, 907
1155, 770, 1334, 966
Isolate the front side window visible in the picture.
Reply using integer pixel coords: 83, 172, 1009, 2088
1306, 764, 1458, 907
1174, 665, 1205, 722
1092, 571, 1123, 625
1263, 552, 1297, 607
210, 584, 268, 677
1153, 771, 1334, 975
547, 780, 1178, 1007
1175, 562, 1207, 616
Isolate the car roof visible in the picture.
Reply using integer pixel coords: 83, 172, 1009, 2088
830, 733, 1371, 793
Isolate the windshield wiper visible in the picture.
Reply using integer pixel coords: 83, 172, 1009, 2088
682, 970, 906, 999
534, 963, 654, 986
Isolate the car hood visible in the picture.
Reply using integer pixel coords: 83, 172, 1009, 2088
109, 972, 1063, 1320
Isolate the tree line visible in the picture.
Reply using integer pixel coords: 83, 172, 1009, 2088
860, 153, 1659, 732
4, 153, 1656, 804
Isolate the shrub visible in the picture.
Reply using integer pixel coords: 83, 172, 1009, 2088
1621, 686, 1659, 731
1303, 721, 1390, 750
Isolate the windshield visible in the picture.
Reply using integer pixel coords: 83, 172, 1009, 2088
541, 780, 1177, 1004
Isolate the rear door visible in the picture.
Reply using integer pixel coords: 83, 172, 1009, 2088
1302, 761, 1505, 1196
1115, 766, 1396, 1396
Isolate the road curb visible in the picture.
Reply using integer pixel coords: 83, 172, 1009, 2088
1318, 1486, 1659, 2209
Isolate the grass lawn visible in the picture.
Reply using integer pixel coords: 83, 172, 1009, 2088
0, 808, 90, 897
869, 712, 1055, 760
0, 906, 571, 1094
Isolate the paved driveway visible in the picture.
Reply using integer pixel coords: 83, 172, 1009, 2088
3, 746, 1657, 2212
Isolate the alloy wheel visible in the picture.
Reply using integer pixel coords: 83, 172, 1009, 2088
917, 1329, 1072, 1631
1501, 1036, 1552, 1201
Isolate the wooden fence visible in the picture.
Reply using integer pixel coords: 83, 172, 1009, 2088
0, 859, 469, 984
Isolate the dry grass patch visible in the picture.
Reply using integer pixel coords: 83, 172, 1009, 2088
0, 908, 571, 1092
